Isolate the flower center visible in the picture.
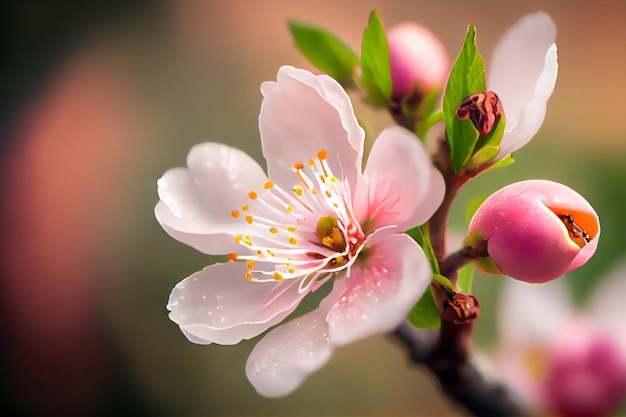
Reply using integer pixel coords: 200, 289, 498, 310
227, 149, 365, 292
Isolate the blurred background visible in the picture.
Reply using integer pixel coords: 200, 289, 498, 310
1, 1, 624, 415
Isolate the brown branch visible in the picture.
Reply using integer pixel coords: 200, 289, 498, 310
393, 320, 527, 417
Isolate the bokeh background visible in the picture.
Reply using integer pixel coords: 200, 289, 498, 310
1, 1, 624, 415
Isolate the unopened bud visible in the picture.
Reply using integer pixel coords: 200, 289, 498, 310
467, 180, 600, 283
387, 22, 450, 97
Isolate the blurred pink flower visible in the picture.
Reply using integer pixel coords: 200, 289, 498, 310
497, 268, 626, 416
468, 180, 599, 283
488, 12, 558, 161
155, 65, 445, 397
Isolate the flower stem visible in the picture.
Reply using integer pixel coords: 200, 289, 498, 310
439, 241, 488, 279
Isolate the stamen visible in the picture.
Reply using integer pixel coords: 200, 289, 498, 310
245, 215, 254, 224
248, 191, 258, 200
231, 210, 240, 218
227, 253, 238, 261
264, 181, 274, 189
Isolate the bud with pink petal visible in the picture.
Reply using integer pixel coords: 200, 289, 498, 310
387, 22, 450, 98
467, 180, 599, 283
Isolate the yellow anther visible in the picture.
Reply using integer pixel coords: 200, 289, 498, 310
325, 190, 332, 198
246, 260, 255, 270
317, 149, 328, 160
267, 249, 275, 257
248, 191, 258, 200
227, 252, 238, 261
293, 185, 303, 196
273, 272, 284, 281
286, 205, 293, 213
231, 210, 240, 218
330, 177, 338, 183
245, 215, 254, 224
287, 226, 296, 233
234, 235, 243, 243
308, 159, 315, 167
289, 237, 298, 245
256, 250, 264, 257
241, 204, 249, 211
288, 267, 295, 274
269, 227, 278, 234
243, 235, 252, 245
264, 181, 274, 189
245, 272, 253, 280
293, 162, 304, 170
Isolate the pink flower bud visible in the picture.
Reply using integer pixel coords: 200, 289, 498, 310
467, 180, 600, 283
387, 23, 450, 97
545, 323, 626, 417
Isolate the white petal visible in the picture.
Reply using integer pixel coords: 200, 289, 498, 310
488, 12, 558, 158
155, 142, 268, 254
497, 278, 572, 348
259, 66, 365, 190
167, 262, 306, 345
587, 261, 626, 356
245, 304, 334, 397
326, 233, 431, 346
356, 126, 445, 231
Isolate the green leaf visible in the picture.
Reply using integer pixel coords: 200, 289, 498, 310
457, 262, 475, 293
360, 10, 392, 106
416, 109, 443, 141
406, 224, 439, 274
407, 286, 441, 329
468, 110, 506, 168
289, 21, 359, 85
489, 153, 516, 170
442, 25, 487, 172
465, 144, 500, 170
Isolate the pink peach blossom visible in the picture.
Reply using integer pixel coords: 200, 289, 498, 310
497, 269, 626, 416
468, 180, 599, 283
488, 12, 558, 160
155, 65, 445, 397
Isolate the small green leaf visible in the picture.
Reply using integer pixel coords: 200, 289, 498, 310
465, 145, 500, 170
432, 273, 454, 290
408, 286, 441, 329
489, 153, 516, 170
457, 263, 475, 293
406, 224, 439, 274
416, 109, 443, 141
442, 26, 487, 172
360, 10, 392, 106
470, 111, 506, 163
289, 21, 359, 85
